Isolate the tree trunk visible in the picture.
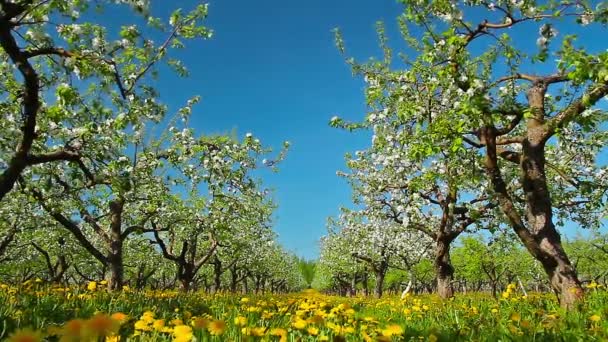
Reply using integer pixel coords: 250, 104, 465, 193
363, 273, 370, 296
490, 281, 498, 298
107, 199, 125, 291
230, 266, 238, 293
482, 122, 583, 308
435, 237, 455, 299
349, 274, 357, 297
374, 266, 386, 298
213, 258, 222, 293
107, 253, 123, 291
178, 264, 194, 292
521, 124, 583, 306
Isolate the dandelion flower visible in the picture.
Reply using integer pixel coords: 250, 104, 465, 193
207, 320, 226, 336
7, 328, 43, 342
173, 325, 193, 342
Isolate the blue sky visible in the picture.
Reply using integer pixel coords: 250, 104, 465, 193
145, 0, 407, 259
139, 1, 607, 259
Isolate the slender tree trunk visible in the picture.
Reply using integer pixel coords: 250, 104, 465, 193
349, 274, 357, 297
363, 273, 370, 296
106, 198, 125, 291
230, 266, 238, 293
490, 281, 498, 298
213, 258, 222, 293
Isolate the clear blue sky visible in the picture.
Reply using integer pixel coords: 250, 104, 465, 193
142, 1, 606, 259
145, 0, 405, 259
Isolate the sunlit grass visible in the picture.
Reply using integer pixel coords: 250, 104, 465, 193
1, 281, 607, 341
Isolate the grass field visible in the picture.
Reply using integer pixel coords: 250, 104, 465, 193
2, 281, 608, 341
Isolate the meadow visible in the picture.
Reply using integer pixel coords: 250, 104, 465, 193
2, 281, 608, 341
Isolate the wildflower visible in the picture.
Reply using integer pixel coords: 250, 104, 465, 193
170, 318, 184, 326
7, 328, 43, 342
307, 327, 319, 336
380, 324, 404, 337
134, 320, 152, 331
234, 316, 247, 326
270, 328, 287, 342
242, 327, 266, 336
84, 314, 120, 337
60, 318, 86, 340
292, 318, 307, 329
152, 319, 166, 331
590, 314, 601, 322
207, 320, 226, 336
191, 317, 209, 329
173, 325, 193, 342
87, 281, 97, 291
587, 281, 598, 289
110, 312, 128, 324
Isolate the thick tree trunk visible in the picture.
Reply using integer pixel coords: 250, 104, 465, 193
482, 120, 583, 308
374, 267, 386, 298
178, 265, 194, 292
521, 117, 583, 306
0, 19, 41, 202
107, 253, 123, 291
435, 237, 455, 299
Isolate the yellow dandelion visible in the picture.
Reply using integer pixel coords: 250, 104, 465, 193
7, 328, 43, 342
134, 320, 152, 331
242, 327, 266, 337
510, 313, 521, 322
191, 317, 209, 329
110, 312, 128, 324
207, 320, 226, 336
173, 325, 193, 342
270, 328, 288, 342
85, 313, 120, 337
292, 318, 307, 329
590, 314, 601, 322
307, 327, 319, 336
152, 319, 166, 331
380, 324, 404, 337
60, 318, 86, 340
87, 281, 97, 291
234, 316, 247, 326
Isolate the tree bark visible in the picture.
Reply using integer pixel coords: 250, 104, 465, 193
213, 257, 222, 293
374, 263, 387, 298
435, 235, 455, 299
481, 121, 583, 308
